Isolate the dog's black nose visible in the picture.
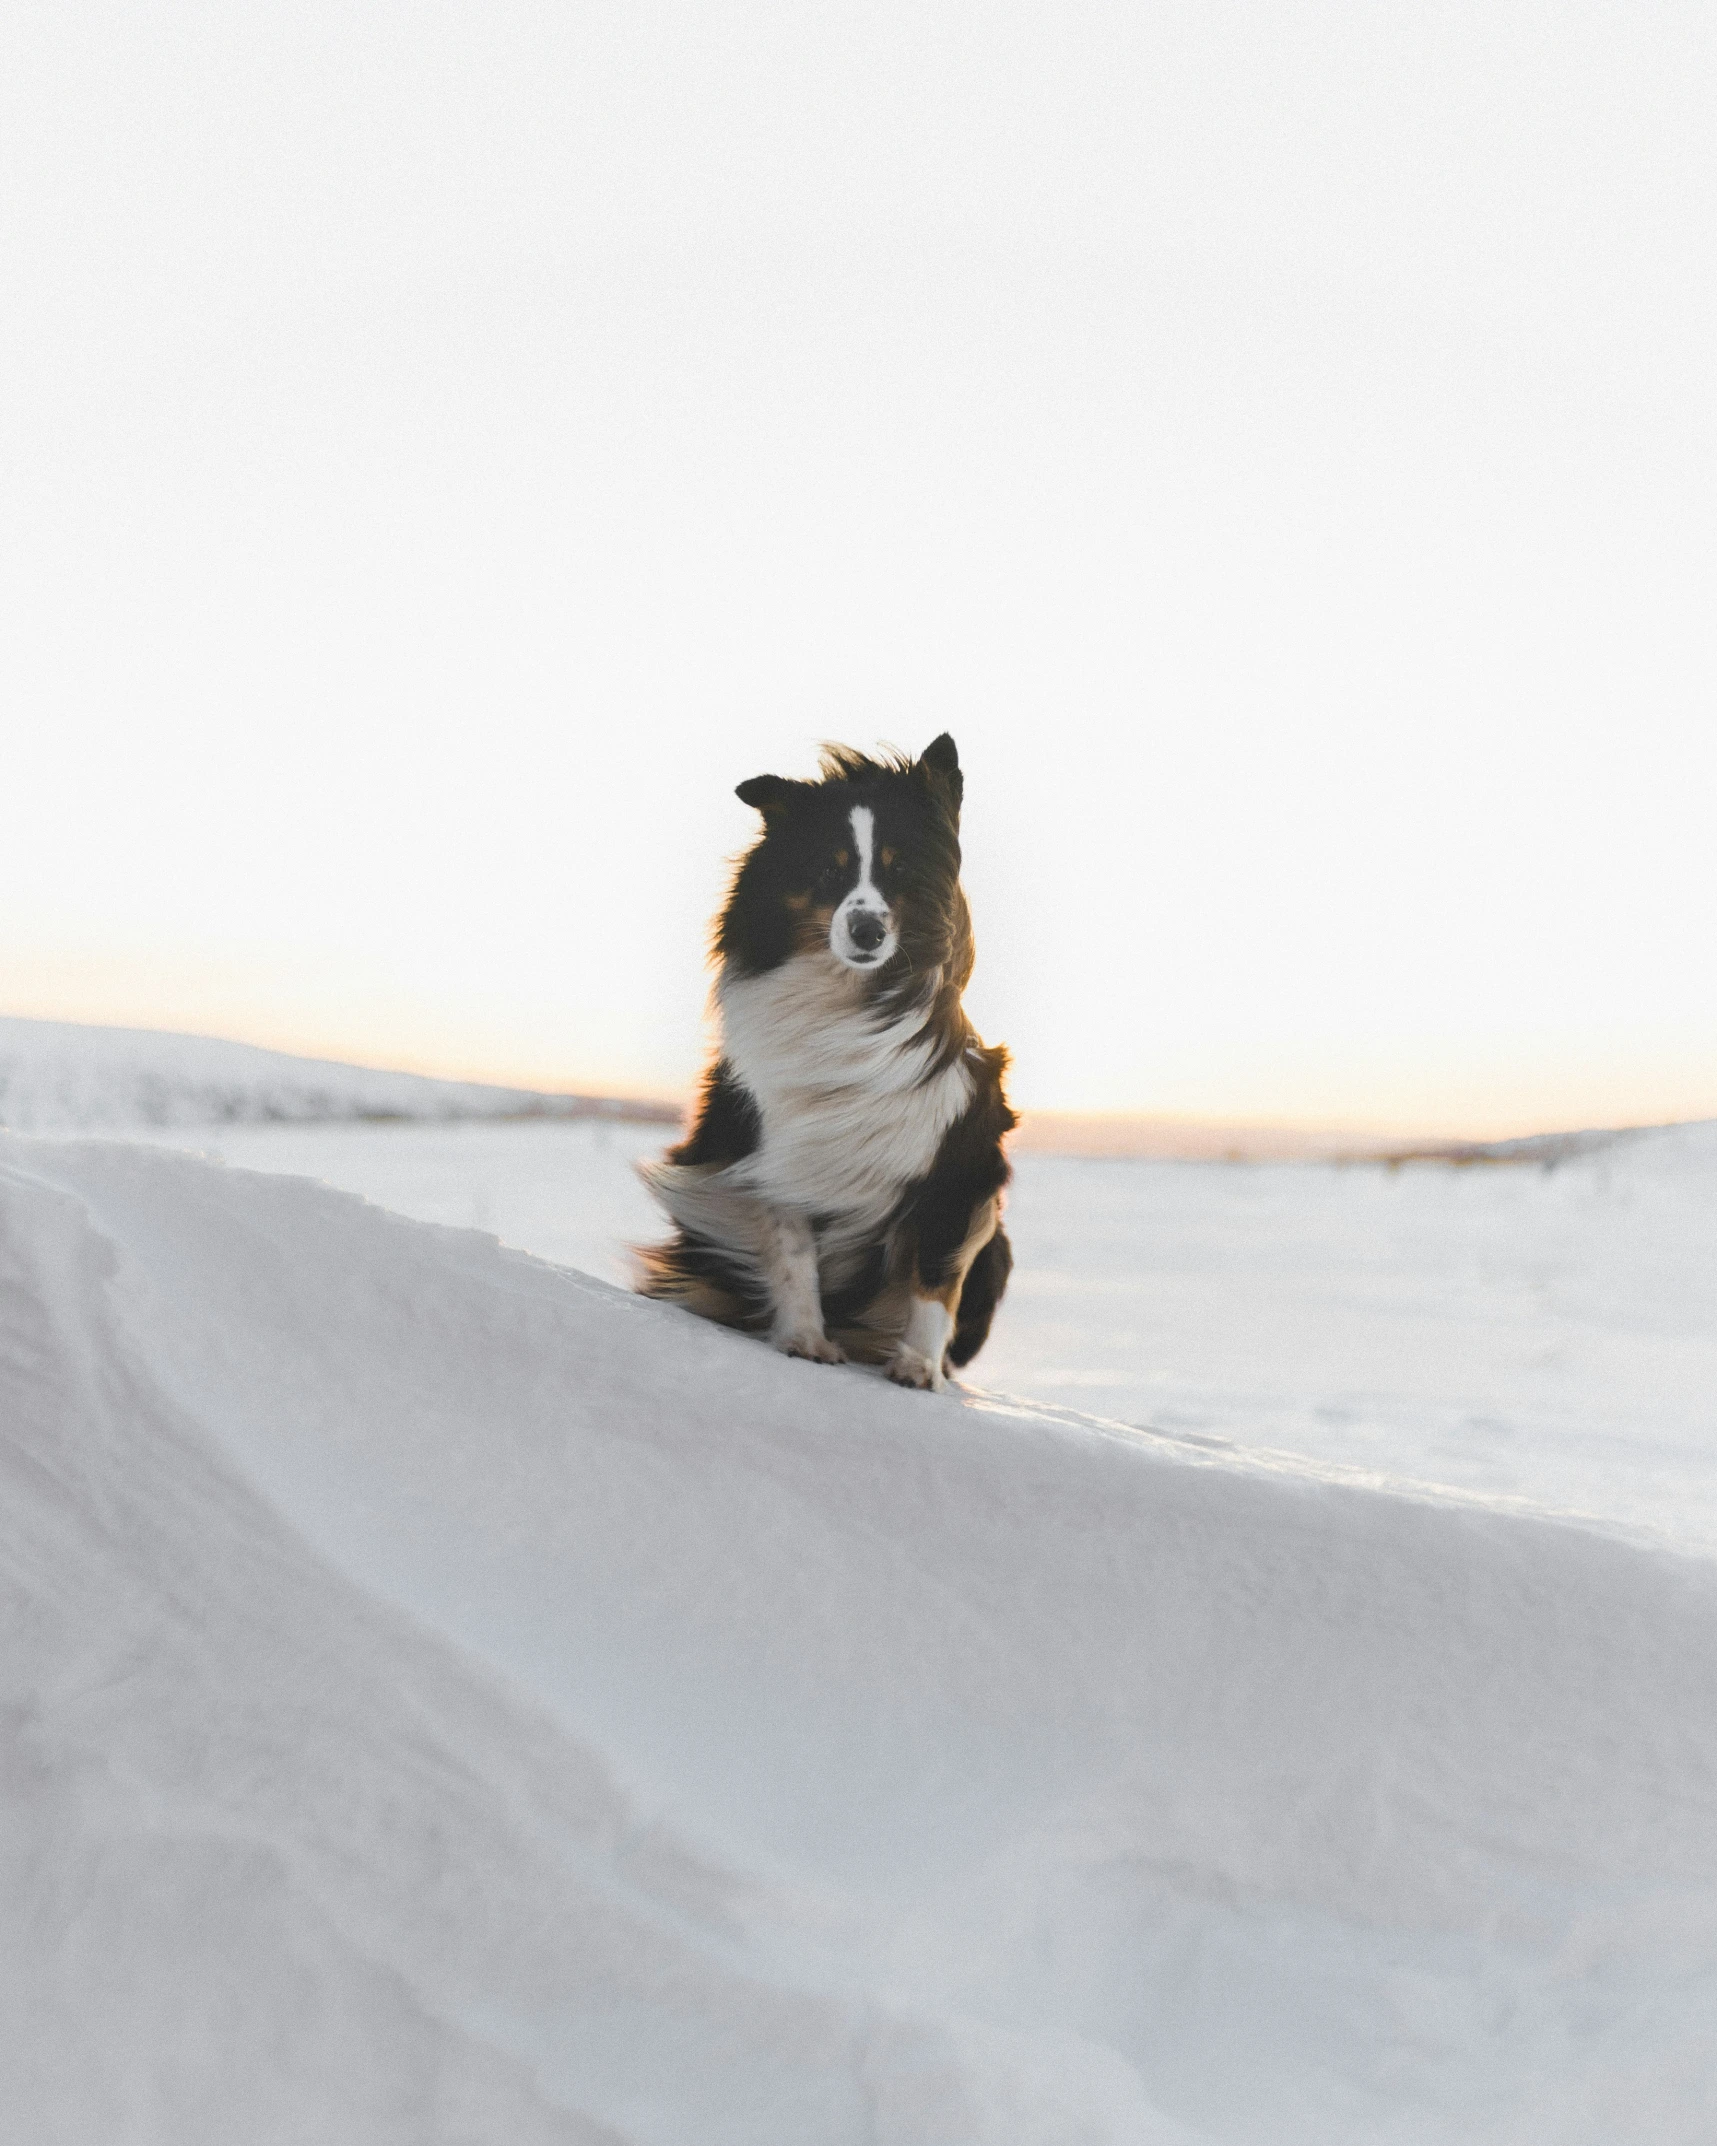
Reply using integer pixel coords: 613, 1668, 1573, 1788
847, 910, 887, 953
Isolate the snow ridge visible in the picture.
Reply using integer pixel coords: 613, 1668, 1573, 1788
4, 1135, 1716, 2143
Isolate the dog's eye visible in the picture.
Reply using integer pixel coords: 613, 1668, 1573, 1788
814, 863, 844, 895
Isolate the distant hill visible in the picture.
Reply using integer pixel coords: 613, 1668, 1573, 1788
0, 1016, 681, 1134
1011, 1113, 1379, 1162
1009, 1110, 1712, 1165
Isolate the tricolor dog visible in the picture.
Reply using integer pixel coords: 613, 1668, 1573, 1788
637, 735, 1015, 1390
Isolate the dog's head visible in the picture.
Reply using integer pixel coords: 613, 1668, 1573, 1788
720, 734, 971, 991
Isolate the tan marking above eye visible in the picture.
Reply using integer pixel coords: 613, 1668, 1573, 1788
836, 849, 850, 867
881, 846, 896, 867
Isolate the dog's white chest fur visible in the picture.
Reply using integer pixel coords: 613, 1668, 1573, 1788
719, 954, 972, 1229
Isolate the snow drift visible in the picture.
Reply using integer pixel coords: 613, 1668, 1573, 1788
4, 1134, 1716, 2144
0, 1015, 675, 1132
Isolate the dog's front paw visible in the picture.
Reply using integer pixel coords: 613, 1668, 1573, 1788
886, 1347, 946, 1393
773, 1326, 846, 1365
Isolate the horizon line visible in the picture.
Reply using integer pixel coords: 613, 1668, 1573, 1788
4, 1006, 1710, 1156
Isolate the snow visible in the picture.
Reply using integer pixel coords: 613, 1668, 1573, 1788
5, 1128, 1717, 2141
0, 1015, 674, 1132
141, 1110, 1717, 1554
987, 1124, 1717, 1551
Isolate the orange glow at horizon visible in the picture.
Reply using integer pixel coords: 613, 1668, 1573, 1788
6, 944, 1714, 1147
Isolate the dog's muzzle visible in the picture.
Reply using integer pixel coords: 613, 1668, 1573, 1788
831, 901, 898, 969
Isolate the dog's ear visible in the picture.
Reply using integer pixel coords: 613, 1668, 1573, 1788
735, 774, 800, 820
916, 733, 963, 818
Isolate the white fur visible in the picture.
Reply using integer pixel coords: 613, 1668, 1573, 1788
829, 805, 900, 971
887, 1296, 952, 1390
758, 1207, 843, 1360
640, 923, 976, 1357
634, 1159, 770, 1279
718, 954, 970, 1279
637, 950, 976, 1344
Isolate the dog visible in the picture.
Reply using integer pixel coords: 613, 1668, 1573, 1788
636, 733, 1015, 1390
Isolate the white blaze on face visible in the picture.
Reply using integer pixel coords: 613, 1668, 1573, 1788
829, 804, 899, 970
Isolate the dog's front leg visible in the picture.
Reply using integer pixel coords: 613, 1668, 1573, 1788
759, 1206, 845, 1364
888, 1193, 1001, 1392
888, 1294, 956, 1392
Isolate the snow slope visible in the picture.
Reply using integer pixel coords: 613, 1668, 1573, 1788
0, 1015, 674, 1132
5, 1134, 1717, 2142
146, 1112, 1717, 1553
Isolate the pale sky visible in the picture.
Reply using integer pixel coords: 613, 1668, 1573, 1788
3, 3, 1714, 1136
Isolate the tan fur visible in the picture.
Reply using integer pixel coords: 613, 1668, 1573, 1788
930, 1192, 1000, 1311
629, 1248, 748, 1328
827, 1193, 1001, 1369
793, 901, 839, 953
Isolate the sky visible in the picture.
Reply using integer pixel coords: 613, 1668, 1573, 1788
3, 2, 1714, 1135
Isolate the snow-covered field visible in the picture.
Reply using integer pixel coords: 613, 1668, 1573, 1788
5, 1127, 1717, 2142
6, 1013, 1717, 2140
140, 1111, 1717, 1553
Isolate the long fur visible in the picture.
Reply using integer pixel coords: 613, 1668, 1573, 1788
636, 733, 1016, 1388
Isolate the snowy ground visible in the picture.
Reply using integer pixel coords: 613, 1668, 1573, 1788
138, 1112, 1717, 1554
7, 1016, 1717, 2139
4, 1128, 1716, 2142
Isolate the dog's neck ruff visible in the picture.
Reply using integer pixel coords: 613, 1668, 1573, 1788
716, 952, 974, 1228
719, 953, 942, 1100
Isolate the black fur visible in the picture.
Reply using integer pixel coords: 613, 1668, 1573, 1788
900, 1048, 1015, 1294
671, 1057, 761, 1168
717, 741, 975, 1074
949, 1226, 1013, 1368
638, 734, 1016, 1381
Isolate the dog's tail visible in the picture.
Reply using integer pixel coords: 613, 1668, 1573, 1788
632, 1158, 770, 1330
